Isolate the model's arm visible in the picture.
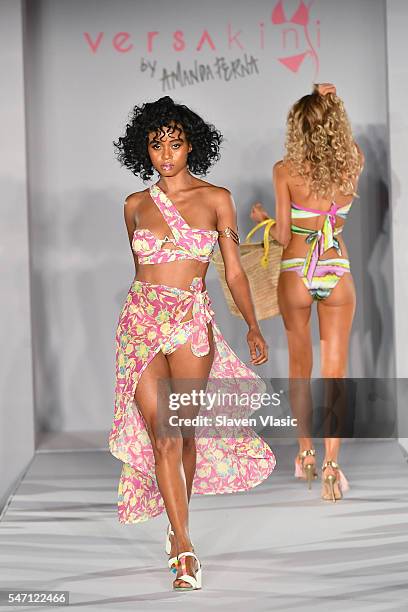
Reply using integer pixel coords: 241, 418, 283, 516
272, 161, 292, 249
215, 188, 268, 365
315, 82, 366, 178
249, 162, 291, 248
123, 194, 139, 276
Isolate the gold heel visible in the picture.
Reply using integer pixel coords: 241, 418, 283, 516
321, 460, 344, 502
304, 463, 315, 490
295, 449, 318, 489
326, 474, 336, 502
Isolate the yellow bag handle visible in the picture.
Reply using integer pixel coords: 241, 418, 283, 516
245, 218, 276, 269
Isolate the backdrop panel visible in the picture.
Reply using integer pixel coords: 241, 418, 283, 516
24, 0, 393, 434
0, 0, 35, 507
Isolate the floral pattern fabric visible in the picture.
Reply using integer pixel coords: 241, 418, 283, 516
109, 278, 276, 524
132, 184, 219, 265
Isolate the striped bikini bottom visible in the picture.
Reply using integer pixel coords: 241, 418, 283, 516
280, 257, 350, 301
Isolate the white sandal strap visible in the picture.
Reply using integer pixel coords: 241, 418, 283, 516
165, 525, 174, 555
168, 556, 177, 569
173, 552, 202, 590
175, 574, 198, 589
177, 551, 200, 568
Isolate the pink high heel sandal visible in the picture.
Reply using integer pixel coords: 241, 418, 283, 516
321, 460, 349, 502
294, 449, 318, 490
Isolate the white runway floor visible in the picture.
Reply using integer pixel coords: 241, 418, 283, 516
1, 440, 408, 612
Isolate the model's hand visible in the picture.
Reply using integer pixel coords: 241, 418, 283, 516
250, 202, 270, 224
247, 327, 268, 365
315, 82, 336, 96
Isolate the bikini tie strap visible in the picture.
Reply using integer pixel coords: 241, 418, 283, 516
302, 206, 342, 284
190, 277, 214, 357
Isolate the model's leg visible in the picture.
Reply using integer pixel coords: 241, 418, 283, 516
167, 323, 215, 501
317, 273, 356, 479
166, 322, 215, 586
278, 272, 315, 467
134, 351, 193, 588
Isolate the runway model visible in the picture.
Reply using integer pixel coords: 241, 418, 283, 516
251, 83, 364, 502
109, 96, 275, 590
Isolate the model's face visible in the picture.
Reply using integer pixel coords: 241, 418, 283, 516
147, 124, 192, 177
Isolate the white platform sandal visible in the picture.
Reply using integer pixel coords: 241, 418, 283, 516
166, 525, 196, 573
173, 551, 202, 591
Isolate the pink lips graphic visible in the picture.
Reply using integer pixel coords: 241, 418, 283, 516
162, 164, 174, 171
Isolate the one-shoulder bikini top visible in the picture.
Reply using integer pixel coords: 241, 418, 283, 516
290, 200, 353, 283
132, 184, 219, 265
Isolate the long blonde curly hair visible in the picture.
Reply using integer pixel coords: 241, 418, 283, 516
284, 87, 361, 198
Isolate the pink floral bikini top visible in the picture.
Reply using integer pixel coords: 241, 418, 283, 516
132, 184, 219, 265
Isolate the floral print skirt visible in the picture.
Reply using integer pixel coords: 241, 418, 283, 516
109, 277, 276, 524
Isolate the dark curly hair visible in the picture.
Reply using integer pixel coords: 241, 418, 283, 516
114, 96, 223, 181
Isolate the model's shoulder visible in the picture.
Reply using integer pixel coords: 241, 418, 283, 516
193, 179, 229, 195
211, 186, 235, 215
124, 189, 149, 208
211, 185, 232, 200
273, 159, 290, 177
200, 182, 232, 201
193, 180, 232, 209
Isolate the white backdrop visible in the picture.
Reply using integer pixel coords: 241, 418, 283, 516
23, 0, 393, 435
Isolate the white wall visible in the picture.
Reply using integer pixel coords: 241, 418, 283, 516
386, 0, 408, 453
24, 0, 393, 435
0, 1, 35, 510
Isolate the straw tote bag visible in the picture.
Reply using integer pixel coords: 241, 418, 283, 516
212, 218, 283, 321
